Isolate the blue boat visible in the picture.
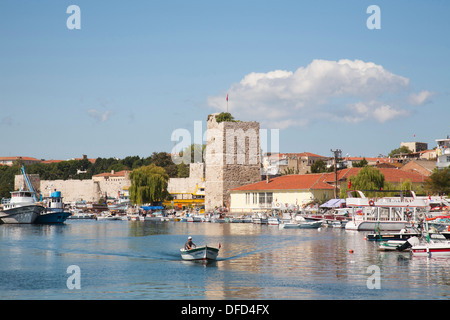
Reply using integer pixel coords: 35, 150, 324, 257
35, 191, 71, 224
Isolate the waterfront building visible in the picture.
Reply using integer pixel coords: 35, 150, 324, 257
230, 167, 427, 213
229, 173, 334, 213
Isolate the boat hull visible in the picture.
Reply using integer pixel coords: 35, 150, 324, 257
412, 243, 450, 257
366, 232, 421, 241
0, 205, 45, 224
180, 246, 219, 261
279, 221, 323, 229
345, 220, 408, 231
35, 211, 71, 224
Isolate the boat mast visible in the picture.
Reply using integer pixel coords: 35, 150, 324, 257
20, 165, 39, 202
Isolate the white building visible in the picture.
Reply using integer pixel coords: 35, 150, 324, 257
436, 137, 450, 169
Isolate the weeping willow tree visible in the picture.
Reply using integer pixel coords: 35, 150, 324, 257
341, 166, 385, 198
129, 164, 169, 205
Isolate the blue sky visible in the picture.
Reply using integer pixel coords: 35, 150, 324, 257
1, 0, 449, 160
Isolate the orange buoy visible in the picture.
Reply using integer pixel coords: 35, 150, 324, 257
349, 249, 354, 254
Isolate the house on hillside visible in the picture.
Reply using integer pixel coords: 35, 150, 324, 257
0, 156, 41, 167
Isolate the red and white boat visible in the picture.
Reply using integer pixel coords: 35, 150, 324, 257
411, 241, 450, 257
398, 236, 450, 257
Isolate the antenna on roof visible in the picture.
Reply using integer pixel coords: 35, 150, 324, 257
331, 149, 342, 199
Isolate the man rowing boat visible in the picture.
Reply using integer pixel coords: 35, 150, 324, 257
184, 236, 196, 250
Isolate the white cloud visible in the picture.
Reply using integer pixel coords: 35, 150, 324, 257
87, 109, 113, 122
207, 59, 431, 128
372, 104, 410, 123
408, 90, 435, 105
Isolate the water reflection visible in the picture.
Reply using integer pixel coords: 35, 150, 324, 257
1, 220, 450, 299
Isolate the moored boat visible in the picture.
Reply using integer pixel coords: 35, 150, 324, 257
180, 245, 220, 261
35, 190, 71, 224
411, 241, 450, 257
0, 191, 45, 224
279, 220, 323, 229
345, 190, 428, 231
0, 165, 45, 224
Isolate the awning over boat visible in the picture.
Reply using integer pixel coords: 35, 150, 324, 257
320, 199, 345, 208
141, 206, 164, 211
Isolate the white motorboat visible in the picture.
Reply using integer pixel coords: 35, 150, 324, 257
180, 245, 220, 261
268, 217, 280, 225
68, 209, 95, 219
395, 236, 450, 257
252, 212, 268, 224
96, 212, 121, 221
279, 220, 323, 229
411, 241, 450, 257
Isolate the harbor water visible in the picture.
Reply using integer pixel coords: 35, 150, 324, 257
1, 220, 449, 300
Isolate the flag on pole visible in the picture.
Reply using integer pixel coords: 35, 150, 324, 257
226, 94, 229, 112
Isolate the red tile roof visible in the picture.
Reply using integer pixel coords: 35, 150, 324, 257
233, 166, 426, 193
93, 170, 130, 178
268, 152, 326, 159
323, 167, 425, 183
231, 173, 334, 192
0, 156, 41, 161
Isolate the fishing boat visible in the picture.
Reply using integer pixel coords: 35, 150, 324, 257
180, 245, 220, 261
345, 190, 428, 231
0, 166, 45, 224
35, 190, 71, 224
0, 190, 45, 224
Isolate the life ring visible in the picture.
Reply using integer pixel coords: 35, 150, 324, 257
368, 200, 375, 206
276, 203, 280, 207
417, 212, 425, 221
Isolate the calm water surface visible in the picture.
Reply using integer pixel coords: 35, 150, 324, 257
0, 220, 449, 300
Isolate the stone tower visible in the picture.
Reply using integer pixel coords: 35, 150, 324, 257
205, 113, 261, 212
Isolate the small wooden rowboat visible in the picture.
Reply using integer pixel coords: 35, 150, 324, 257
180, 245, 220, 261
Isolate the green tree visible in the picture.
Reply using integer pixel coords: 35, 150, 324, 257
129, 164, 169, 205
388, 146, 412, 158
215, 112, 236, 123
352, 158, 368, 167
341, 167, 385, 198
424, 167, 450, 195
311, 159, 327, 173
